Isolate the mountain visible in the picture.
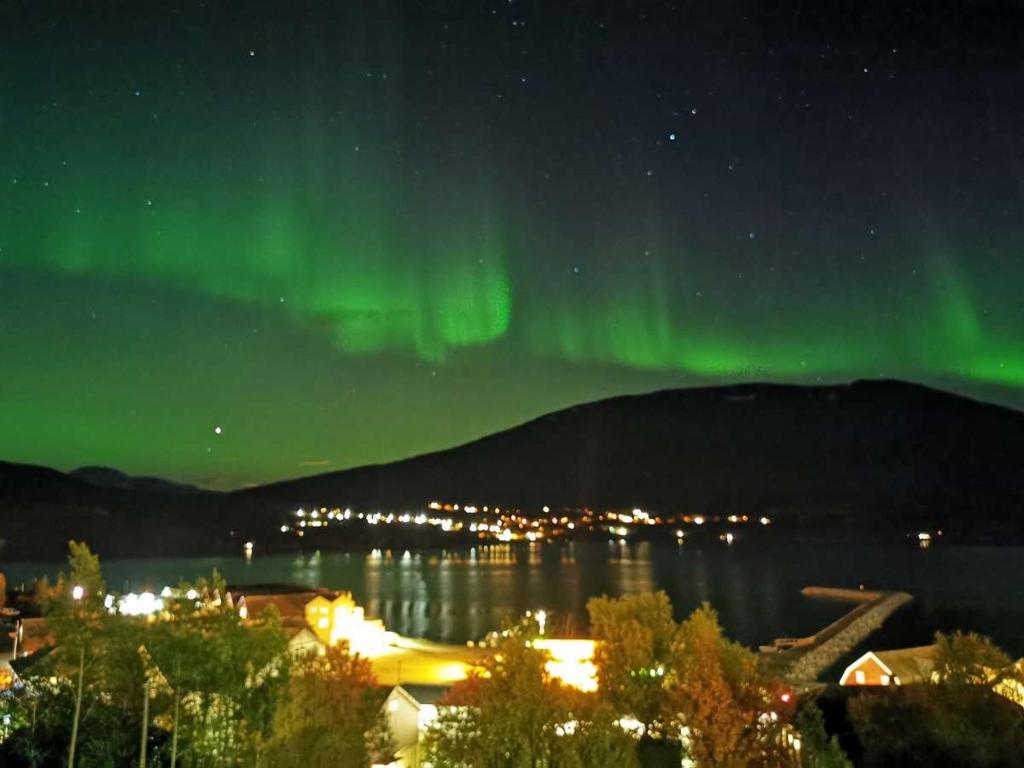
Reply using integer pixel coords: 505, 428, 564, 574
0, 460, 222, 561
236, 380, 1024, 526
70, 466, 200, 495
2, 380, 1023, 560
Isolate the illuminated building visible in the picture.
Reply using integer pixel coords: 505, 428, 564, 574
533, 638, 598, 692
305, 592, 395, 656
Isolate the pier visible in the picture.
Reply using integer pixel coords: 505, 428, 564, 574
762, 586, 913, 684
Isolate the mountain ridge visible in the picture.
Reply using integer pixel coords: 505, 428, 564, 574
2, 379, 1023, 559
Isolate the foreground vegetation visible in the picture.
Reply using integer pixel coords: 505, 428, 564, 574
0, 543, 389, 767
2, 542, 1023, 766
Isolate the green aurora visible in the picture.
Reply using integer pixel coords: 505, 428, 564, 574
2, 2, 1022, 488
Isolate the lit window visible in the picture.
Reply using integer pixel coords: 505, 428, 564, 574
880, 674, 890, 686
855, 670, 866, 684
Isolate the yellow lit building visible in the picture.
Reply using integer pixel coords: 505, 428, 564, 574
305, 592, 394, 656
533, 638, 598, 692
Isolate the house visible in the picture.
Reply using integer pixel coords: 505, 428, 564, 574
305, 595, 334, 640
11, 617, 52, 659
839, 645, 936, 686
230, 588, 327, 627
994, 661, 1024, 707
305, 592, 394, 655
286, 626, 327, 657
382, 684, 451, 767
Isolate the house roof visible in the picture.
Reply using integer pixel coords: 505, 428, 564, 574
875, 645, 937, 682
841, 644, 937, 685
392, 683, 452, 706
286, 626, 324, 643
237, 592, 321, 624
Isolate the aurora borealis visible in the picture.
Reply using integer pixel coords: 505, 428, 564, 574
2, 2, 1023, 488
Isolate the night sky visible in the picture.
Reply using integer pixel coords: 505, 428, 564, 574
3, 1, 1023, 489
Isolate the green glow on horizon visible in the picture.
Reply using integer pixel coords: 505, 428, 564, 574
2, 2, 1023, 489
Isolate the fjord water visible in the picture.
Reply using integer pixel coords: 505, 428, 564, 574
6, 540, 1024, 659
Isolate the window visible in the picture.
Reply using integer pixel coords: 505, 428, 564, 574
855, 670, 866, 684
880, 674, 890, 685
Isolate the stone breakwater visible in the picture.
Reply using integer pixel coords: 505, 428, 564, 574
765, 588, 914, 684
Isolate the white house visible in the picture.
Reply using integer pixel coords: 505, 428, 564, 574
382, 684, 450, 767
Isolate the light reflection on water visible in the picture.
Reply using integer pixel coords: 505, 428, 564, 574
5, 541, 1024, 656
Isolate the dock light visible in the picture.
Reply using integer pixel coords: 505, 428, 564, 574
71, 585, 84, 601
760, 516, 771, 525
693, 515, 705, 525
675, 530, 685, 540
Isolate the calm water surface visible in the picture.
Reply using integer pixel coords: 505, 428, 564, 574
6, 540, 1023, 662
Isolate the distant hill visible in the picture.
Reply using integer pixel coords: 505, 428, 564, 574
2, 380, 1023, 559
236, 380, 1024, 533
70, 466, 200, 495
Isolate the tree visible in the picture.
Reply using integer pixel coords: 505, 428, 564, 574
933, 631, 1015, 687
662, 604, 794, 768
149, 571, 290, 767
424, 634, 638, 768
849, 684, 1024, 767
263, 644, 387, 768
587, 591, 676, 731
794, 701, 851, 768
33, 541, 142, 768
850, 630, 1024, 767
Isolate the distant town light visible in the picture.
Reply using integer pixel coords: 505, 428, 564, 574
693, 515, 705, 525
71, 585, 84, 601
760, 516, 771, 525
